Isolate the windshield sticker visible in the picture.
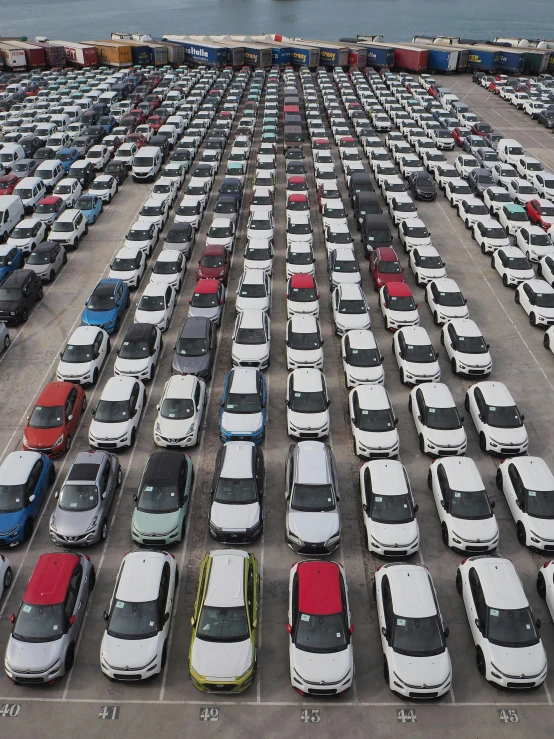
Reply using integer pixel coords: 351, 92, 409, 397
53, 624, 58, 630
22, 604, 32, 613
115, 601, 124, 609
374, 496, 382, 502
301, 613, 310, 622
454, 492, 461, 498
529, 491, 537, 497
490, 609, 499, 617
397, 618, 406, 626
336, 633, 342, 638
144, 486, 154, 492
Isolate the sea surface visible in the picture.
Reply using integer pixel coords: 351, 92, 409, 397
1, 0, 554, 46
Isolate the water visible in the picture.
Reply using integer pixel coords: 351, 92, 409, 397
1, 0, 553, 46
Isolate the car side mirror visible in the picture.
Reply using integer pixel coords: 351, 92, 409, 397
28, 494, 35, 503
286, 623, 293, 634
521, 414, 525, 421
475, 618, 482, 631
443, 627, 450, 639
536, 618, 542, 630
67, 414, 73, 422
91, 408, 95, 416
440, 499, 446, 509
381, 626, 389, 639
486, 343, 490, 350
84, 301, 88, 306
490, 500, 496, 508
460, 416, 465, 423
103, 610, 109, 621
133, 493, 138, 502
69, 614, 77, 626
54, 489, 59, 499
349, 624, 355, 635
413, 504, 419, 513
164, 612, 170, 624
464, 298, 468, 304
435, 351, 440, 359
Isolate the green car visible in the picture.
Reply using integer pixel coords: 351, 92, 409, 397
189, 549, 259, 693
261, 132, 277, 144
131, 451, 193, 547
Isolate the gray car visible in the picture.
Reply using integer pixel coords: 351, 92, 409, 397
26, 241, 66, 282
162, 222, 195, 257
49, 450, 121, 546
0, 322, 9, 353
172, 316, 217, 381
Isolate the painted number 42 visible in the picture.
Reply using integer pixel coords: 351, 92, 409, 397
301, 710, 320, 723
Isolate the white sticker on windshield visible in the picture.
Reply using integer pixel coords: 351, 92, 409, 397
529, 491, 537, 497
144, 486, 154, 492
53, 624, 58, 630
170, 492, 175, 496
375, 496, 382, 502
70, 503, 78, 508
397, 618, 406, 626
526, 624, 531, 629
22, 604, 32, 613
150, 621, 155, 627
301, 613, 310, 622
115, 601, 125, 609
294, 392, 302, 397
454, 492, 461, 498
429, 408, 436, 413
336, 633, 341, 638
490, 609, 499, 617
489, 406, 496, 411
90, 496, 95, 500
361, 409, 368, 415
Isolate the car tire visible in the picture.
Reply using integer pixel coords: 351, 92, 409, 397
62, 251, 68, 265
516, 522, 527, 546
88, 566, 96, 592
129, 428, 136, 448
433, 311, 440, 326
23, 518, 33, 541
49, 269, 55, 283
544, 333, 551, 350
537, 572, 547, 600
515, 291, 520, 304
161, 640, 168, 669
383, 657, 390, 685
479, 432, 487, 452
419, 434, 425, 454
114, 317, 120, 332
101, 519, 108, 541
126, 293, 131, 309
64, 644, 75, 674
92, 368, 99, 385
502, 273, 508, 287
451, 357, 457, 375
441, 523, 449, 547
530, 312, 537, 327
464, 394, 470, 411
455, 569, 463, 596
92, 215, 96, 225
408, 395, 412, 412
117, 465, 122, 487
476, 648, 486, 677
84, 223, 89, 235
37, 286, 43, 300
480, 243, 487, 256
4, 335, 10, 350
3, 566, 12, 591
399, 368, 406, 385
65, 435, 72, 452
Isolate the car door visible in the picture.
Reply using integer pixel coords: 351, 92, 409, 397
506, 463, 524, 520
193, 377, 204, 421
65, 563, 84, 635
65, 386, 79, 434
468, 567, 487, 645
52, 243, 63, 272
98, 459, 113, 514
158, 562, 172, 635
26, 458, 45, 519
179, 457, 190, 517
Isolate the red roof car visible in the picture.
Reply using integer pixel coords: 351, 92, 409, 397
471, 122, 493, 137
146, 115, 164, 132
0, 173, 21, 195
21, 553, 81, 606
380, 282, 418, 327
196, 244, 230, 285
370, 247, 405, 290
23, 382, 86, 457
126, 133, 147, 149
287, 273, 319, 302
312, 138, 331, 151
452, 127, 471, 148
286, 193, 309, 211
526, 199, 554, 231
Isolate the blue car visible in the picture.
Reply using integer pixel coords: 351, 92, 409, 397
81, 277, 130, 333
75, 194, 103, 224
56, 147, 81, 173
0, 246, 23, 284
0, 451, 55, 545
220, 368, 266, 444
98, 115, 117, 134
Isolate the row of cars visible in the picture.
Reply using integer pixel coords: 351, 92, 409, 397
477, 71, 554, 127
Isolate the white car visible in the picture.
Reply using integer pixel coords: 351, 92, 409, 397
236, 269, 271, 315
89, 174, 118, 204
375, 563, 451, 698
455, 154, 479, 178
409, 245, 446, 286
445, 178, 472, 207
441, 319, 492, 377
124, 220, 158, 257
533, 174, 554, 201
322, 203, 348, 230
389, 194, 419, 225
53, 177, 82, 207
113, 142, 138, 168
90, 376, 145, 449
515, 225, 554, 262
483, 186, 513, 217
515, 278, 554, 326
154, 374, 205, 448
421, 148, 448, 174
286, 212, 313, 250
539, 255, 554, 287
537, 560, 554, 621
175, 195, 204, 230
49, 208, 88, 249
393, 326, 441, 385
457, 197, 489, 229
429, 457, 498, 552
246, 213, 274, 242
492, 246, 534, 286
100, 551, 177, 681
6, 218, 47, 255
286, 315, 324, 371
324, 222, 354, 254
287, 560, 353, 697
328, 247, 360, 290
472, 218, 510, 254
0, 553, 11, 600
139, 196, 169, 230
114, 322, 161, 382
56, 326, 110, 385
135, 283, 176, 331
360, 460, 419, 556
350, 384, 399, 458
491, 162, 518, 188
379, 283, 420, 330
516, 156, 544, 179
232, 310, 271, 370
206, 217, 236, 252
109, 247, 146, 289
150, 250, 186, 291
244, 237, 273, 274
507, 177, 538, 206
425, 278, 469, 325
86, 144, 111, 171
398, 218, 431, 252
409, 382, 467, 456
464, 381, 528, 455
341, 329, 384, 387
456, 556, 546, 689
331, 283, 371, 335
286, 368, 330, 440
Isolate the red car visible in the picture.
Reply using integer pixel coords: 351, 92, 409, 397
452, 126, 471, 147
146, 115, 164, 132
286, 273, 319, 303
23, 382, 86, 457
145, 94, 162, 110
369, 247, 405, 291
471, 122, 493, 137
126, 133, 147, 149
312, 138, 331, 151
188, 278, 225, 312
287, 175, 309, 198
379, 282, 418, 330
526, 199, 554, 231
196, 245, 230, 284
128, 109, 146, 126
286, 193, 308, 211
0, 173, 21, 195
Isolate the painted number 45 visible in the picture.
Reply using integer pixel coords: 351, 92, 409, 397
498, 709, 519, 723
301, 710, 320, 723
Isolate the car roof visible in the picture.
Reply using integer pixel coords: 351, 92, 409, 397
24, 553, 81, 606
122, 322, 156, 343
472, 557, 527, 610
386, 564, 436, 618
36, 381, 73, 406
438, 457, 484, 492
290, 273, 315, 289
101, 375, 136, 401
0, 450, 42, 485
339, 283, 364, 299
242, 269, 265, 285
181, 316, 209, 338
294, 441, 331, 485
418, 382, 455, 408
356, 384, 390, 410
475, 380, 515, 406
399, 325, 431, 344
194, 278, 219, 294
509, 456, 554, 490
204, 549, 247, 608
221, 442, 254, 479
289, 314, 318, 332
229, 367, 258, 393
432, 277, 461, 292
504, 203, 525, 212
447, 318, 482, 337
297, 561, 342, 616
202, 244, 226, 256
239, 310, 265, 329
292, 368, 324, 392
117, 551, 167, 603
346, 329, 376, 349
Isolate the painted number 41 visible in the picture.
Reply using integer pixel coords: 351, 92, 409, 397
498, 709, 519, 723
301, 709, 320, 723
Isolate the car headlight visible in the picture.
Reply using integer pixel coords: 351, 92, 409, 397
155, 422, 161, 433
236, 666, 254, 681
54, 434, 64, 446
325, 531, 341, 546
86, 516, 98, 532
50, 515, 57, 532
287, 531, 303, 545
187, 423, 195, 435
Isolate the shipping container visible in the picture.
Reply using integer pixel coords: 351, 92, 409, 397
49, 40, 98, 67
459, 45, 501, 71
524, 49, 549, 75
291, 39, 349, 67
393, 45, 429, 72
0, 40, 45, 68
82, 40, 132, 67
144, 42, 169, 66
40, 43, 66, 67
155, 41, 185, 66
162, 36, 229, 67
0, 43, 27, 70
399, 43, 468, 73
355, 43, 395, 69
268, 44, 291, 66
223, 40, 271, 68
112, 40, 151, 66
287, 43, 320, 68
492, 48, 527, 74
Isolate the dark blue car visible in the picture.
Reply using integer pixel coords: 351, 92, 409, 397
98, 115, 117, 134
0, 451, 55, 545
81, 278, 130, 333
56, 147, 81, 173
0, 246, 23, 284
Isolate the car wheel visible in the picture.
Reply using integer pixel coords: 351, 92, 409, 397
81, 395, 87, 412
464, 393, 470, 412
107, 195, 112, 204
526, 251, 532, 263
64, 644, 75, 674
495, 468, 503, 492
427, 469, 433, 490
408, 395, 412, 412
117, 465, 123, 487
92, 215, 97, 225
88, 566, 96, 592
544, 332, 551, 350
502, 273, 509, 287
84, 223, 89, 235
517, 522, 527, 546
129, 428, 136, 448
92, 368, 99, 385
399, 368, 406, 385
464, 219, 470, 229
101, 519, 108, 541
537, 572, 547, 599
383, 657, 390, 685
530, 312, 537, 327
37, 286, 43, 300
433, 311, 440, 326
515, 291, 520, 304
451, 357, 457, 375
106, 337, 111, 354
479, 432, 487, 452
126, 293, 131, 309
476, 648, 486, 677
4, 335, 10, 350
114, 317, 120, 332
64, 434, 72, 452
456, 569, 463, 595
441, 523, 449, 547
23, 518, 33, 541
424, 290, 428, 303
3, 566, 12, 591
72, 239, 78, 250
419, 434, 426, 454
48, 463, 56, 485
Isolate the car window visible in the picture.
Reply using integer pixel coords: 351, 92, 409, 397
247, 564, 255, 623
469, 568, 487, 624
381, 576, 393, 637
158, 562, 171, 624
26, 459, 44, 498
65, 564, 82, 622
99, 463, 111, 495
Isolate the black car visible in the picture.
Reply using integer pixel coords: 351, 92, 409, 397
104, 159, 128, 185
68, 161, 96, 189
19, 136, 43, 158
468, 168, 495, 197
34, 147, 56, 161
214, 194, 240, 222
473, 70, 485, 84
81, 110, 100, 127
149, 135, 170, 161
407, 171, 437, 201
284, 147, 304, 161
286, 160, 307, 176
163, 222, 194, 255
537, 108, 554, 128
172, 316, 217, 381
86, 126, 105, 145
353, 192, 382, 229
0, 269, 43, 324
360, 215, 393, 257
348, 172, 374, 203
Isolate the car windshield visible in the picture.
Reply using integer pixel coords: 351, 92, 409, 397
252, 195, 272, 205
138, 295, 165, 311
214, 475, 258, 504
107, 599, 158, 640
191, 291, 218, 308
215, 202, 235, 215
406, 226, 429, 239
137, 478, 181, 514
289, 330, 321, 351
392, 614, 445, 657
390, 295, 417, 311
508, 210, 528, 221
289, 389, 326, 413
425, 406, 461, 430
449, 488, 492, 519
94, 399, 131, 423
294, 611, 347, 653
112, 258, 136, 272
288, 221, 311, 235
329, 231, 352, 244
176, 336, 207, 356
249, 220, 271, 231
29, 405, 63, 428
119, 338, 150, 360
13, 603, 64, 643
59, 483, 98, 512
75, 198, 95, 210
367, 231, 392, 243
287, 249, 312, 264
57, 152, 74, 162
457, 335, 488, 354
11, 224, 38, 238
245, 246, 270, 262
291, 483, 335, 513
236, 327, 266, 345
153, 260, 178, 275
485, 404, 522, 428
88, 291, 114, 310
0, 483, 25, 513
239, 283, 266, 298
209, 226, 232, 238
530, 233, 552, 247
404, 343, 436, 363
333, 258, 359, 273
339, 298, 366, 314
224, 390, 261, 414
127, 228, 151, 241
358, 407, 395, 432
486, 606, 539, 648
27, 249, 54, 265
141, 206, 163, 217
201, 255, 223, 268
133, 157, 154, 167
437, 290, 465, 307
91, 180, 112, 190
196, 604, 249, 643
371, 491, 414, 524
524, 488, 554, 519
160, 398, 194, 421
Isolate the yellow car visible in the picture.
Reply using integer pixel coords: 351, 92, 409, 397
189, 549, 259, 693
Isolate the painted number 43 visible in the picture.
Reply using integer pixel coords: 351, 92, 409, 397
301, 710, 320, 723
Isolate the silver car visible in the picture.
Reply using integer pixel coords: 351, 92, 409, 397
26, 241, 66, 283
49, 450, 121, 546
4, 552, 94, 685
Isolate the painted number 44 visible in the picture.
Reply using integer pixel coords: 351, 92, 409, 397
301, 709, 320, 723
397, 709, 417, 723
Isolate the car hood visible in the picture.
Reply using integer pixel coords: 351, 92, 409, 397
288, 509, 340, 543
288, 409, 329, 430
232, 343, 269, 361
487, 425, 528, 445
449, 514, 498, 542
135, 309, 165, 324
82, 308, 114, 326
101, 633, 159, 670
191, 636, 252, 681
52, 506, 98, 538
369, 518, 419, 547
404, 359, 440, 378
392, 650, 451, 688
335, 312, 370, 330
0, 509, 25, 535
332, 272, 360, 285
156, 415, 194, 438
172, 353, 211, 375
197, 267, 224, 280
0, 298, 23, 314
221, 411, 263, 434
437, 305, 469, 319
345, 363, 384, 383
57, 359, 93, 377
523, 515, 554, 541
357, 428, 399, 450
424, 427, 466, 448
210, 501, 260, 531
188, 306, 220, 321
236, 296, 270, 312
24, 425, 63, 449
114, 357, 150, 374
6, 636, 63, 673
90, 419, 129, 440
292, 644, 352, 685
487, 641, 547, 678
132, 508, 181, 536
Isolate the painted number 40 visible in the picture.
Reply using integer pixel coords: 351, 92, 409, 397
301, 710, 320, 723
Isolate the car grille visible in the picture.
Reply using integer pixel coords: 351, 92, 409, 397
466, 545, 489, 552
204, 682, 236, 692
501, 447, 519, 455
298, 543, 329, 555
13, 676, 44, 684
544, 544, 554, 551
507, 681, 534, 689
298, 432, 320, 439
238, 361, 260, 367
384, 549, 407, 557
438, 449, 458, 456
96, 442, 118, 449
25, 446, 53, 454
57, 533, 88, 543
307, 688, 337, 695
114, 673, 142, 680
409, 691, 438, 698
468, 369, 486, 375
142, 538, 166, 546
369, 452, 391, 458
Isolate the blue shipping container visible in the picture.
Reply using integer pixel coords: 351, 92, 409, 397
496, 50, 526, 75
271, 46, 291, 66
426, 48, 459, 72
162, 37, 227, 67
466, 48, 501, 71
361, 44, 395, 68
288, 45, 319, 67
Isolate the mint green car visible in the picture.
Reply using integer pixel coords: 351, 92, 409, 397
131, 451, 193, 547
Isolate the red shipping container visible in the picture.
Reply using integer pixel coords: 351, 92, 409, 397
393, 47, 429, 72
